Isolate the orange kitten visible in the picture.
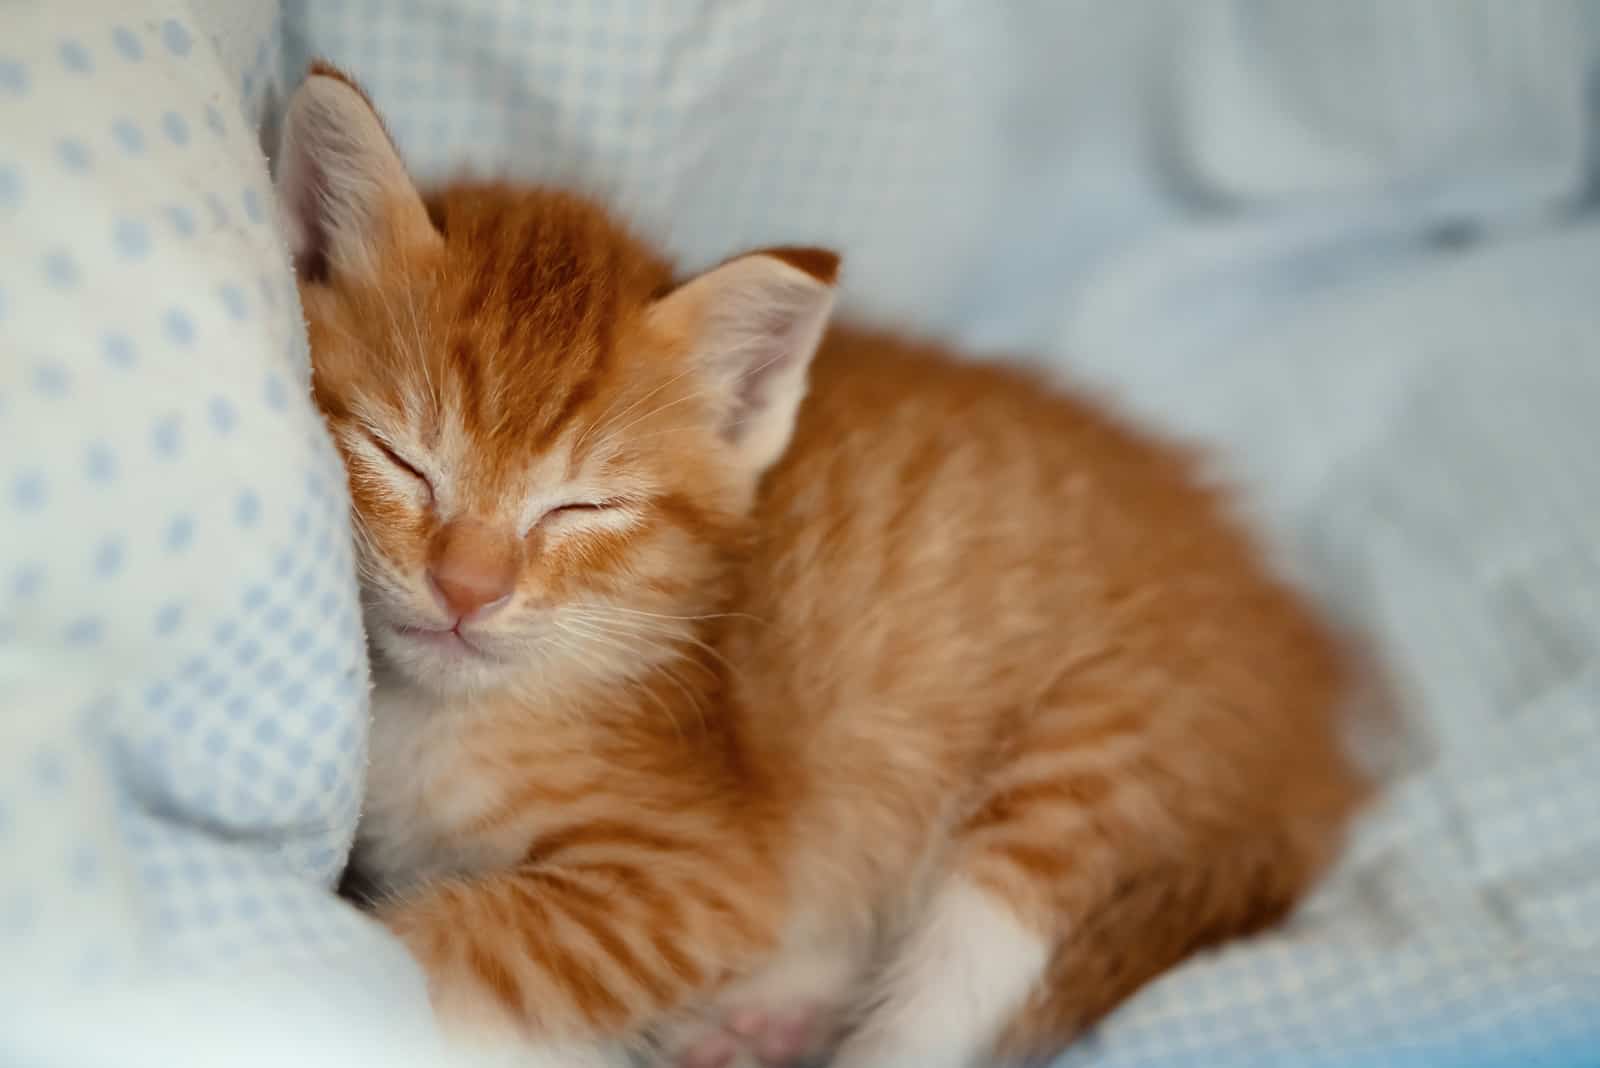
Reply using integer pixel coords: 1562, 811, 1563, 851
280, 66, 1372, 1068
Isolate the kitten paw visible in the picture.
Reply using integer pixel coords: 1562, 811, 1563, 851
726, 1006, 824, 1064
673, 1005, 828, 1068
661, 935, 861, 1068
677, 1030, 741, 1068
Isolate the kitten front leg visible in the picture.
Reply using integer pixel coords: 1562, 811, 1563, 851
379, 859, 778, 1053
828, 877, 1049, 1068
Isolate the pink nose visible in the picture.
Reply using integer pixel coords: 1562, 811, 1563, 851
427, 521, 517, 621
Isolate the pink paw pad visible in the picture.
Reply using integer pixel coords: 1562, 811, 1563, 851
679, 1031, 739, 1068
727, 1006, 823, 1065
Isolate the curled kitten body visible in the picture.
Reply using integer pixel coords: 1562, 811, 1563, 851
281, 65, 1373, 1068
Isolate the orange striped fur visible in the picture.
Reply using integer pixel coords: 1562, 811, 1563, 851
282, 67, 1373, 1068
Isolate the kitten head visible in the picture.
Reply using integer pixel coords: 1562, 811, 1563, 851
277, 65, 838, 696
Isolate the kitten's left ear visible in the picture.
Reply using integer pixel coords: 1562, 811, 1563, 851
649, 248, 839, 478
275, 62, 439, 283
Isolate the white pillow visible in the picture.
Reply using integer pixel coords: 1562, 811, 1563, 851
0, 0, 373, 989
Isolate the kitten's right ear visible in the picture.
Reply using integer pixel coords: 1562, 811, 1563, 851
648, 247, 839, 481
275, 63, 439, 283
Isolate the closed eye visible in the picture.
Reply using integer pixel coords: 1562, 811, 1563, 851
363, 432, 434, 501
545, 500, 618, 519
530, 499, 634, 534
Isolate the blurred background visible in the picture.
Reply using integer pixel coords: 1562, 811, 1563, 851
3, 3, 1599, 1067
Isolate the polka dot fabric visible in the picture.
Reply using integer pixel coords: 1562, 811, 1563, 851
0, 2, 378, 990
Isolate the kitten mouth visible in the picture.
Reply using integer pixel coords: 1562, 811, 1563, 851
393, 623, 488, 658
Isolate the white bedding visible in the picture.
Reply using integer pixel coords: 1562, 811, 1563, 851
0, 4, 450, 1065
3, 2, 1598, 1066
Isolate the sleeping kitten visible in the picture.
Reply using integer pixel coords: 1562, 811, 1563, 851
279, 65, 1373, 1068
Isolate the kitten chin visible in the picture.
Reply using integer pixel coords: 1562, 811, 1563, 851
284, 62, 1375, 1068
365, 612, 519, 695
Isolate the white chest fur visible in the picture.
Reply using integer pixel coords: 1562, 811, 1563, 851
357, 681, 523, 893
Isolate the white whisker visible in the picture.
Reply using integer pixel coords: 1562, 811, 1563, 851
573, 360, 704, 458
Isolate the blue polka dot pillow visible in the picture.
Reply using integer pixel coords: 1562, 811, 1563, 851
0, 2, 382, 995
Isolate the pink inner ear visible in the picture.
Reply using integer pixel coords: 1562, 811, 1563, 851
275, 100, 357, 283
281, 148, 332, 280
724, 307, 812, 443
647, 249, 836, 467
